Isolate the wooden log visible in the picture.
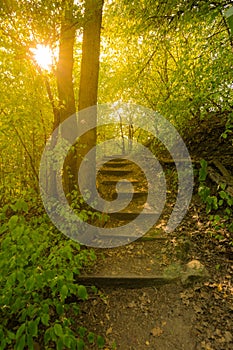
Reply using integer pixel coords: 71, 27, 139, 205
207, 165, 233, 197
211, 160, 233, 185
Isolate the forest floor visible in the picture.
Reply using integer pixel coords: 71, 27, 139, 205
77, 116, 233, 350
78, 193, 233, 350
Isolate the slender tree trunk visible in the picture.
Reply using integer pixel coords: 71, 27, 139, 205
57, 16, 76, 125
77, 0, 104, 198
119, 114, 125, 155
56, 0, 78, 195
128, 122, 133, 153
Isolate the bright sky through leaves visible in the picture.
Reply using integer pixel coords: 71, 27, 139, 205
30, 44, 57, 70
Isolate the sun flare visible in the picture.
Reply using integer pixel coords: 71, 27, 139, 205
30, 44, 57, 70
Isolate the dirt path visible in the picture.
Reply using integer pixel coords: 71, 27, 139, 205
80, 284, 197, 350
77, 194, 233, 350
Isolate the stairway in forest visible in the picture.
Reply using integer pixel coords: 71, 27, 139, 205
96, 155, 161, 241
77, 155, 209, 288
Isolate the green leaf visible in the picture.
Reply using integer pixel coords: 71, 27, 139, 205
40, 303, 49, 316
77, 285, 88, 300
12, 199, 28, 213
17, 270, 25, 283
220, 183, 226, 190
8, 215, 19, 230
41, 314, 50, 326
0, 224, 8, 235
228, 222, 233, 233
97, 335, 105, 348
78, 326, 87, 337
28, 320, 38, 337
56, 338, 64, 350
225, 208, 231, 215
77, 339, 85, 350
91, 285, 98, 294
25, 276, 35, 291
87, 332, 95, 344
198, 185, 210, 202
54, 323, 63, 337
72, 303, 80, 316
10, 204, 17, 212
26, 334, 34, 350
7, 331, 16, 340
60, 284, 68, 301
213, 215, 220, 223
16, 324, 26, 340
219, 191, 227, 199
63, 335, 72, 347
16, 335, 26, 350
44, 328, 52, 345
222, 133, 227, 139
17, 199, 28, 213
199, 159, 208, 181
56, 302, 64, 316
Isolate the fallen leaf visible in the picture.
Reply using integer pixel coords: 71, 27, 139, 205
225, 331, 233, 342
106, 327, 112, 336
151, 327, 163, 337
128, 302, 136, 308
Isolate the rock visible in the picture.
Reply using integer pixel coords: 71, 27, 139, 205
186, 260, 204, 270
181, 260, 209, 284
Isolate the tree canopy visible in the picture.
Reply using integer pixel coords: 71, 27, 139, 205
1, 1, 233, 349
1, 0, 233, 196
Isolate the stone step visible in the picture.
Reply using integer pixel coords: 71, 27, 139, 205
106, 210, 159, 221
101, 179, 140, 186
102, 155, 129, 160
77, 239, 177, 287
76, 266, 208, 287
76, 275, 178, 288
76, 252, 209, 288
111, 191, 148, 199
99, 197, 149, 214
100, 161, 132, 168
99, 168, 132, 176
98, 224, 163, 239
77, 243, 209, 288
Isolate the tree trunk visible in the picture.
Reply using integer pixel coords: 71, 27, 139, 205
77, 0, 104, 198
56, 0, 78, 195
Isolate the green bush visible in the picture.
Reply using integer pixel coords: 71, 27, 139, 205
198, 160, 233, 244
0, 199, 105, 349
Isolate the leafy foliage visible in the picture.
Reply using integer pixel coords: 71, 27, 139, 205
100, 0, 233, 137
198, 160, 233, 244
0, 198, 106, 349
